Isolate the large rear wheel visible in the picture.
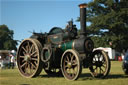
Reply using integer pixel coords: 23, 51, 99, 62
61, 49, 82, 80
17, 38, 43, 78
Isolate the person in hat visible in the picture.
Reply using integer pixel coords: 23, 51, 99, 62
10, 54, 15, 69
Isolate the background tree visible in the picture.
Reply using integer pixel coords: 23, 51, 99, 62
0, 25, 17, 50
82, 0, 128, 52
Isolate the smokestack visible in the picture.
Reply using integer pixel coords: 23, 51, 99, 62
79, 3, 88, 37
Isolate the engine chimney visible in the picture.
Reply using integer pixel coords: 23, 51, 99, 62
79, 3, 88, 37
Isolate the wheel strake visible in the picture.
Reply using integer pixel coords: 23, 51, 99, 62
17, 38, 43, 78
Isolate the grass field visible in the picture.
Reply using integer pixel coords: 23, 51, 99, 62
0, 61, 128, 85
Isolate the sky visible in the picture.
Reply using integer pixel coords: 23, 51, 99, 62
1, 0, 93, 45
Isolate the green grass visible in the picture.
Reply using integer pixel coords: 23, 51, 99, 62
0, 61, 128, 85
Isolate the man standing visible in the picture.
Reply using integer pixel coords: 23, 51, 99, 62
10, 54, 15, 69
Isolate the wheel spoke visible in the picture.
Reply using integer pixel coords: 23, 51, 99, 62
24, 63, 28, 74
97, 53, 101, 61
29, 44, 34, 54
66, 55, 70, 62
31, 62, 36, 69
30, 51, 37, 57
99, 67, 101, 74
94, 66, 98, 71
100, 67, 105, 73
23, 52, 26, 56
26, 42, 29, 53
72, 60, 77, 66
68, 68, 71, 74
103, 60, 107, 64
72, 68, 76, 74
69, 53, 72, 60
31, 58, 38, 61
27, 42, 30, 51
21, 62, 27, 68
65, 60, 69, 63
29, 63, 34, 74
71, 55, 74, 62
27, 63, 31, 74
102, 64, 106, 68
33, 61, 37, 67
22, 47, 27, 54
20, 56, 25, 58
21, 59, 26, 63
96, 67, 99, 74
73, 66, 77, 73
30, 53, 38, 58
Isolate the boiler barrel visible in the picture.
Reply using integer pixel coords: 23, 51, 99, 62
58, 38, 94, 53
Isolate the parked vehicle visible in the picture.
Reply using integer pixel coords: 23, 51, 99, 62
122, 52, 128, 74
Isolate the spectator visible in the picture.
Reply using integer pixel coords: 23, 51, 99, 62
10, 54, 15, 69
8, 55, 11, 69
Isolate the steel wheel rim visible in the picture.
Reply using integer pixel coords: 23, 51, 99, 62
61, 50, 81, 80
17, 39, 40, 77
89, 50, 110, 78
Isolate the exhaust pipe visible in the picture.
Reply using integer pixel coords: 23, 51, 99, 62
79, 3, 88, 37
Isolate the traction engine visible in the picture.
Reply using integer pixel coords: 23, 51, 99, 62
17, 3, 111, 80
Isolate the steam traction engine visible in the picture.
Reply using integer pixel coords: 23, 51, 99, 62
17, 4, 111, 80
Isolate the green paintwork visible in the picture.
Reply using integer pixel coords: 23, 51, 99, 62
49, 33, 63, 44
48, 32, 69, 44
60, 40, 73, 51
44, 50, 49, 60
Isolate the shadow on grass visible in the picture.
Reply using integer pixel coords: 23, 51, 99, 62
107, 74, 128, 79
39, 73, 63, 78
39, 73, 93, 80
38, 73, 128, 80
80, 73, 128, 80
80, 73, 95, 80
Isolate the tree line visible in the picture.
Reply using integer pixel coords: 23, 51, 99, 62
81, 0, 128, 52
0, 0, 128, 53
0, 25, 17, 50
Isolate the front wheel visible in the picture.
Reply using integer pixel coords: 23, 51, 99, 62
89, 50, 111, 78
61, 49, 82, 80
